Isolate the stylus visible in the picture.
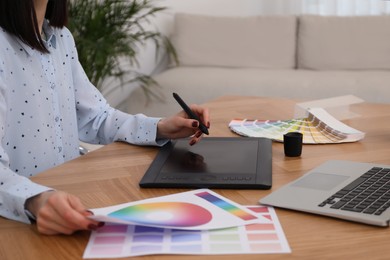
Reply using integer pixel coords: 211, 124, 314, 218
173, 92, 209, 135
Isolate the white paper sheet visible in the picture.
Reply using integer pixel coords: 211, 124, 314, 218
83, 205, 291, 258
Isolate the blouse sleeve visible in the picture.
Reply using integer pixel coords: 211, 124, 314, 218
0, 76, 52, 224
64, 28, 167, 146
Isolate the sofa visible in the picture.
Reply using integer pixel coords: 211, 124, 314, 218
126, 13, 390, 117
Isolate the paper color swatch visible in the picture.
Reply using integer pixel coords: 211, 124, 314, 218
83, 205, 291, 258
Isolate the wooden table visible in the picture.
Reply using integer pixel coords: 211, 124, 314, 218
1, 96, 390, 260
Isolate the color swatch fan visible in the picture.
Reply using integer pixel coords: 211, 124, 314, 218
229, 107, 365, 144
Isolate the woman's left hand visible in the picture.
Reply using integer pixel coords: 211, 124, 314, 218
157, 104, 210, 145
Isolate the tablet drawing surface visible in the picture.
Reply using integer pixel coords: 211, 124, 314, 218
139, 137, 272, 189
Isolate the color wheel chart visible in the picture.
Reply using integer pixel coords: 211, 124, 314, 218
90, 189, 264, 230
108, 202, 213, 228
229, 107, 365, 144
83, 205, 291, 258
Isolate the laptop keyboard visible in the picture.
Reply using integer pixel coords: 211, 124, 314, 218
318, 167, 390, 215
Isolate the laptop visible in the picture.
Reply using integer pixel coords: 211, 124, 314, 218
260, 160, 390, 226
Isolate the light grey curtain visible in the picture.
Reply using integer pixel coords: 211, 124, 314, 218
257, 0, 390, 15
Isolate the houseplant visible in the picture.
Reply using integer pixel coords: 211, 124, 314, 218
67, 0, 177, 101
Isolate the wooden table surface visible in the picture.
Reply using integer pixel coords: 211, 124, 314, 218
1, 95, 390, 260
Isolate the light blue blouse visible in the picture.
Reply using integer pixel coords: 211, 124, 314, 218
0, 21, 165, 223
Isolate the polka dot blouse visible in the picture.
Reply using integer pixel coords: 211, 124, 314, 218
0, 21, 166, 224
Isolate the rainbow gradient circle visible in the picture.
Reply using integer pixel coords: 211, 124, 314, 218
108, 202, 212, 227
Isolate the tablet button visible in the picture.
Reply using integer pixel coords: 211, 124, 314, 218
200, 175, 216, 181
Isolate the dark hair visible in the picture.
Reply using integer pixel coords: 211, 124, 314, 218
0, 0, 68, 53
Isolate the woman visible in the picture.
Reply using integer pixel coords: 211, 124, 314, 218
0, 0, 210, 235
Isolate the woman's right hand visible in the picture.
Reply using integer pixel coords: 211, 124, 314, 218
25, 190, 104, 235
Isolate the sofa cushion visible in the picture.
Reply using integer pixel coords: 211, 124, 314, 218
171, 13, 297, 69
127, 67, 390, 117
298, 15, 390, 70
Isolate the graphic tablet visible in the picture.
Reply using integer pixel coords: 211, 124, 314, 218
139, 137, 272, 189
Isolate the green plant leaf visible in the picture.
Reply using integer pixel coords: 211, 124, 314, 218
67, 0, 177, 102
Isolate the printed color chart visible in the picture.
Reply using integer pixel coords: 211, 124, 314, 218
195, 191, 258, 221
83, 206, 291, 258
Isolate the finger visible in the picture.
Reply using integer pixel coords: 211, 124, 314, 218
83, 210, 94, 217
189, 130, 203, 145
189, 105, 210, 127
61, 194, 100, 229
194, 130, 203, 138
71, 199, 105, 228
177, 117, 200, 133
68, 195, 95, 222
201, 108, 210, 127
